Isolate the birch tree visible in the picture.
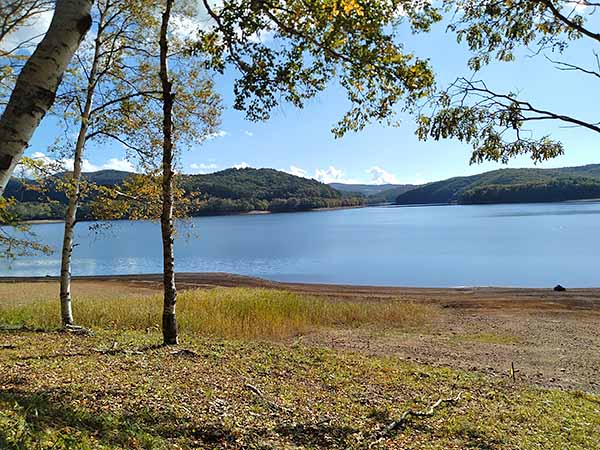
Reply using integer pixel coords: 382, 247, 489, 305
84, 0, 220, 345
0, 1, 62, 258
147, 0, 222, 345
54, 0, 162, 327
142, 0, 442, 345
159, 0, 178, 344
0, 0, 94, 194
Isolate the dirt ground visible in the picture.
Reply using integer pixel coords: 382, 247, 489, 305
3, 272, 600, 393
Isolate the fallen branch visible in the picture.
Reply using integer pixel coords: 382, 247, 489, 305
0, 324, 45, 333
0, 324, 26, 331
244, 383, 292, 413
375, 393, 462, 439
62, 324, 94, 336
169, 348, 199, 358
245, 383, 264, 397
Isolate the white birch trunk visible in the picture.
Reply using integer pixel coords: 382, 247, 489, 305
0, 0, 93, 194
159, 0, 178, 345
59, 16, 102, 327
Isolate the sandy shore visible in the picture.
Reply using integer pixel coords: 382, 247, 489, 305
3, 271, 600, 310
19, 219, 65, 224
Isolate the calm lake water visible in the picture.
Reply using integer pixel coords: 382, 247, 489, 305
3, 202, 600, 287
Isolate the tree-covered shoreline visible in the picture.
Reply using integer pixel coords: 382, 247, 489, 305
2, 168, 365, 222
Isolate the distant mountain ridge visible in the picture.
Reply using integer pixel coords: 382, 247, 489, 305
3, 168, 364, 221
329, 183, 401, 196
328, 183, 417, 203
396, 164, 600, 205
9, 163, 600, 220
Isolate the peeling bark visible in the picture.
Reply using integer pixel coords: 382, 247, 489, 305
0, 0, 93, 194
159, 0, 178, 346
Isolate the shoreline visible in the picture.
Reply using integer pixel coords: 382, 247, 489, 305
18, 198, 600, 224
19, 219, 65, 225
3, 272, 600, 392
2, 272, 600, 311
17, 204, 368, 225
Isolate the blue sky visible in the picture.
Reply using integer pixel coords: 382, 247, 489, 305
24, 10, 600, 185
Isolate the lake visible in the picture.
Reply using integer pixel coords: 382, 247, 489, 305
3, 202, 600, 287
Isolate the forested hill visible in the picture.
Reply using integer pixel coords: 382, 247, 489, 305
3, 168, 364, 221
179, 168, 363, 214
395, 164, 600, 205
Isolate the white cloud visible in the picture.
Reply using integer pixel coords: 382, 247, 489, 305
205, 130, 228, 141
367, 166, 399, 185
0, 9, 53, 54
27, 152, 135, 174
314, 166, 346, 184
407, 173, 429, 185
233, 162, 250, 169
30, 151, 53, 166
168, 1, 220, 38
169, 1, 274, 44
61, 158, 99, 172
243, 130, 254, 137
248, 29, 275, 44
190, 162, 218, 174
170, 14, 201, 40
101, 158, 136, 172
283, 165, 308, 178
572, 1, 590, 12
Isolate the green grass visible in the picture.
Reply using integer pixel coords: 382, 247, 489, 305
0, 330, 599, 449
451, 332, 522, 345
0, 285, 437, 340
1, 282, 598, 449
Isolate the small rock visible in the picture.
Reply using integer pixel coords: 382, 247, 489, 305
553, 284, 566, 292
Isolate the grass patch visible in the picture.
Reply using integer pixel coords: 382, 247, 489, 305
452, 332, 522, 345
0, 281, 157, 307
0, 330, 598, 449
1, 282, 598, 448
0, 282, 436, 340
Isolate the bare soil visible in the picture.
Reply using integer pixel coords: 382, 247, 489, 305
3, 272, 599, 392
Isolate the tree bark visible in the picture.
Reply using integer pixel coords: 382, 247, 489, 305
0, 0, 93, 195
59, 8, 103, 327
159, 0, 178, 346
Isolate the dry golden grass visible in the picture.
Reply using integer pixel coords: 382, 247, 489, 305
0, 281, 158, 306
0, 282, 436, 339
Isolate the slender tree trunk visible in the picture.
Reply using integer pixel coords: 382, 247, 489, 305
159, 0, 178, 345
0, 0, 93, 195
59, 15, 103, 327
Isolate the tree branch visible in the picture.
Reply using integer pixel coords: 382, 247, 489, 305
537, 0, 600, 43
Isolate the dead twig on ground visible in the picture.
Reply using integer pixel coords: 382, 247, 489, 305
169, 348, 199, 358
62, 324, 94, 336
245, 383, 292, 414
374, 392, 462, 440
